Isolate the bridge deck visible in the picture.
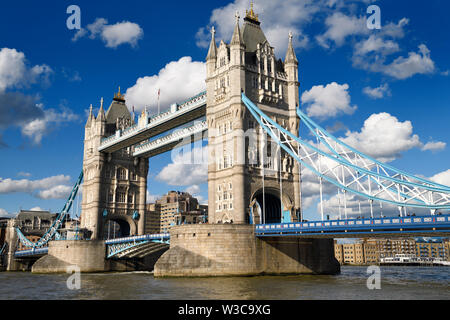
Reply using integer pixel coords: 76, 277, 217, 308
256, 215, 450, 238
99, 93, 206, 153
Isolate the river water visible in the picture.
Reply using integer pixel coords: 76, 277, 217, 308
0, 266, 448, 300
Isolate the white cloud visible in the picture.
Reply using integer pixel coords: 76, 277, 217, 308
421, 141, 446, 152
72, 18, 143, 49
363, 83, 391, 99
29, 207, 44, 211
301, 82, 357, 119
0, 208, 13, 217
383, 44, 435, 80
319, 193, 415, 219
37, 185, 72, 200
0, 48, 52, 92
340, 112, 422, 162
125, 56, 206, 113
146, 190, 160, 204
185, 185, 201, 195
20, 104, 79, 145
316, 12, 368, 48
0, 175, 72, 199
156, 146, 208, 186
17, 172, 32, 177
430, 169, 450, 187
354, 35, 400, 56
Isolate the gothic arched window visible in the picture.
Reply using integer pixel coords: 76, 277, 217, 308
117, 167, 127, 180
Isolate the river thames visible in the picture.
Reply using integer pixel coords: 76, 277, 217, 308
0, 266, 448, 300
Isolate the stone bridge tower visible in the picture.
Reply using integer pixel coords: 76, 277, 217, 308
81, 89, 148, 240
205, 7, 301, 225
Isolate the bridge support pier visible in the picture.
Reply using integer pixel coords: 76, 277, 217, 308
32, 240, 107, 273
154, 225, 340, 277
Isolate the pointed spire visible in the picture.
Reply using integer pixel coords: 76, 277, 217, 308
85, 104, 94, 127
285, 31, 298, 64
97, 97, 106, 121
231, 11, 244, 46
206, 26, 217, 61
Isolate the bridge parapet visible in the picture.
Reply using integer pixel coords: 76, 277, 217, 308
256, 214, 450, 238
133, 121, 207, 157
99, 91, 207, 152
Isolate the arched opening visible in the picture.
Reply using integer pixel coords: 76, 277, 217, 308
103, 219, 131, 240
254, 193, 282, 224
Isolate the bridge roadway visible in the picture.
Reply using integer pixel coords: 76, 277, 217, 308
13, 215, 450, 258
256, 214, 450, 238
98, 91, 206, 154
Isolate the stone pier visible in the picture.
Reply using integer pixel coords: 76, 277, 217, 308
154, 224, 340, 277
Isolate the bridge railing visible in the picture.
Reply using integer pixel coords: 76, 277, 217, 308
255, 214, 450, 236
14, 247, 49, 258
105, 233, 170, 245
99, 91, 207, 149
133, 120, 207, 156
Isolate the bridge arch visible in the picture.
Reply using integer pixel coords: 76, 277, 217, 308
250, 187, 293, 224
102, 214, 137, 240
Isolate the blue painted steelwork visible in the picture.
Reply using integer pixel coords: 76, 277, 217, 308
297, 108, 450, 192
255, 215, 450, 237
241, 93, 450, 211
106, 233, 170, 258
15, 171, 84, 248
0, 243, 6, 255
105, 233, 170, 245
14, 247, 49, 258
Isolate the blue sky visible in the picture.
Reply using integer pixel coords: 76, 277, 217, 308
0, 0, 449, 221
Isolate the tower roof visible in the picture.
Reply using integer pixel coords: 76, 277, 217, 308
105, 88, 131, 125
242, 3, 268, 52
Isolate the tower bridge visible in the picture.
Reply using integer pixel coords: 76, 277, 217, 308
4, 5, 450, 275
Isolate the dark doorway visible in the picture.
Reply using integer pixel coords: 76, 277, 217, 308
103, 219, 130, 240
255, 193, 282, 224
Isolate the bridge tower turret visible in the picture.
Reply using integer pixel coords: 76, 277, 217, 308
206, 5, 301, 225
80, 90, 148, 240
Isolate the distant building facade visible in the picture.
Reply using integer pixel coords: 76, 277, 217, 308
335, 237, 450, 265
146, 191, 207, 234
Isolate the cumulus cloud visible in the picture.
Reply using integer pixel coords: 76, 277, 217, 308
0, 92, 44, 130
20, 104, 79, 145
316, 12, 368, 48
0, 48, 78, 145
29, 207, 44, 211
156, 146, 208, 186
125, 56, 206, 113
301, 82, 357, 119
0, 48, 52, 92
340, 112, 422, 162
421, 141, 446, 152
430, 169, 450, 187
72, 18, 143, 48
382, 44, 435, 80
37, 185, 72, 200
0, 174, 72, 199
0, 208, 16, 218
146, 190, 160, 204
363, 83, 391, 99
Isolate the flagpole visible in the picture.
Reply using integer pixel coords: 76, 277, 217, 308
158, 89, 161, 114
